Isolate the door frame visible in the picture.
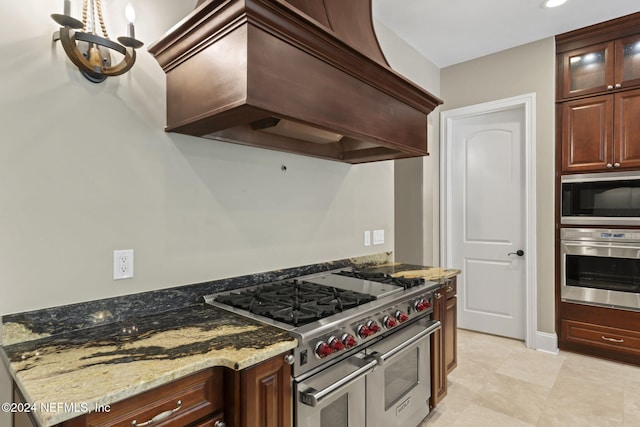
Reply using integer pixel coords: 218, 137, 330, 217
440, 93, 537, 349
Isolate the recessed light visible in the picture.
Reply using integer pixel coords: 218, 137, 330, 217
544, 0, 568, 7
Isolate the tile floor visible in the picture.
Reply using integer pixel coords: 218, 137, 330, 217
421, 329, 640, 426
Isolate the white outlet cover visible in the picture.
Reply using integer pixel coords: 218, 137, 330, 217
113, 249, 134, 280
373, 229, 385, 245
364, 230, 371, 247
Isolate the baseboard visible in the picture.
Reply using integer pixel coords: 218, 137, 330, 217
535, 331, 559, 354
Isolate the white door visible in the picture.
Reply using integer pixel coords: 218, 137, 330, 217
447, 104, 527, 340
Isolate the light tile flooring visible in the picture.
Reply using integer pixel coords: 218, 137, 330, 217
421, 329, 640, 426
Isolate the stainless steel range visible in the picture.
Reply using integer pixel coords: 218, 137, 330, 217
205, 268, 441, 427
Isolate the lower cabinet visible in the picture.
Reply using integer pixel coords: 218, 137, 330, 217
14, 352, 293, 427
559, 302, 640, 366
224, 353, 292, 427
444, 281, 458, 375
61, 368, 224, 427
430, 277, 458, 408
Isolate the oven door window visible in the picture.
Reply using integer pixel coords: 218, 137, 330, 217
320, 394, 348, 426
384, 348, 419, 409
566, 254, 640, 293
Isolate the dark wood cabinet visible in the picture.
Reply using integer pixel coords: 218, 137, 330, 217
430, 277, 457, 408
557, 14, 640, 174
224, 353, 292, 427
15, 352, 293, 427
555, 12, 640, 366
558, 302, 640, 365
561, 88, 640, 173
60, 369, 224, 427
444, 281, 458, 375
558, 34, 640, 100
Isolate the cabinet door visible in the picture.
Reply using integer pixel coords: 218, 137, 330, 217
615, 88, 640, 169
614, 35, 640, 90
445, 295, 457, 374
429, 289, 446, 408
560, 42, 614, 99
561, 94, 613, 173
241, 355, 292, 427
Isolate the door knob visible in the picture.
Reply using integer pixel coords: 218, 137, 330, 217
508, 250, 524, 257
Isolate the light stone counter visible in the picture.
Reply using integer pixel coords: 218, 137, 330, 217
1, 305, 296, 427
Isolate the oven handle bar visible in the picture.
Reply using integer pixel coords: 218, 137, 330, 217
298, 358, 378, 407
371, 320, 441, 366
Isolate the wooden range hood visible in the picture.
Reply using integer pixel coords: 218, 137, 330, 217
148, 0, 443, 164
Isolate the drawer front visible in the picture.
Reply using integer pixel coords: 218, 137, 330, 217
562, 320, 640, 354
444, 279, 457, 299
86, 369, 223, 427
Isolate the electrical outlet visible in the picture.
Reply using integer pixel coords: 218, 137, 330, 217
373, 229, 385, 245
364, 230, 371, 246
113, 249, 134, 280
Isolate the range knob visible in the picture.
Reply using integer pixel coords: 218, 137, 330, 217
395, 310, 409, 323
367, 320, 381, 334
314, 341, 333, 359
328, 336, 345, 352
357, 324, 372, 338
383, 315, 397, 329
414, 298, 431, 312
342, 333, 357, 349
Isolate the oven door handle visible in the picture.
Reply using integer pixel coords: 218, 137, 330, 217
298, 357, 377, 407
371, 320, 441, 366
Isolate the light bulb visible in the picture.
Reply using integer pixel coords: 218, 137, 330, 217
544, 0, 567, 8
125, 3, 136, 24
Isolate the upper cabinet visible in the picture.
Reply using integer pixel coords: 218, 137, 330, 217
561, 89, 640, 173
557, 12, 640, 174
559, 35, 640, 100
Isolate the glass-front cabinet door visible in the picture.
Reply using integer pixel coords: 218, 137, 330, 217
615, 34, 640, 90
561, 42, 614, 99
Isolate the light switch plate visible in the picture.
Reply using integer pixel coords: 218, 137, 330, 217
364, 230, 371, 246
373, 229, 384, 245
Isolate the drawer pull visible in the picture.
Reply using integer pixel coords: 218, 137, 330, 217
601, 336, 624, 344
131, 400, 182, 426
446, 286, 453, 292
435, 292, 442, 299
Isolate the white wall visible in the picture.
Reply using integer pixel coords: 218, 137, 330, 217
0, 0, 397, 419
373, 19, 442, 266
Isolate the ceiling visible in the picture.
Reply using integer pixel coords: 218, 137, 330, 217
373, 0, 640, 68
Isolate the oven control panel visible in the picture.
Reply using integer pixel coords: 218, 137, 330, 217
300, 292, 435, 366
561, 228, 640, 242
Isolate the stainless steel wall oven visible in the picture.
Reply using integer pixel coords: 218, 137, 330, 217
561, 228, 640, 310
561, 171, 640, 226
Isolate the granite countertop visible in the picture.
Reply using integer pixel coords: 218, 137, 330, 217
0, 255, 460, 427
363, 263, 461, 281
1, 304, 297, 427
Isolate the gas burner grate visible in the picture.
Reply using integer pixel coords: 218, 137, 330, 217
214, 279, 376, 326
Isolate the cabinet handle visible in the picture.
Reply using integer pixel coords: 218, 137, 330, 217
607, 85, 614, 90
446, 286, 454, 292
615, 83, 622, 89
214, 421, 227, 427
614, 162, 621, 168
435, 292, 442, 299
131, 400, 182, 426
601, 336, 624, 343
606, 163, 613, 168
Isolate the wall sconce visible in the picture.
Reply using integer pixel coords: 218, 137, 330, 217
51, 0, 144, 83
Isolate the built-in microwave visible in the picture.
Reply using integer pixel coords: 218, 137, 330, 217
561, 171, 640, 226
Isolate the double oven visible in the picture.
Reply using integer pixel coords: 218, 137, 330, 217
206, 269, 440, 427
560, 171, 640, 310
